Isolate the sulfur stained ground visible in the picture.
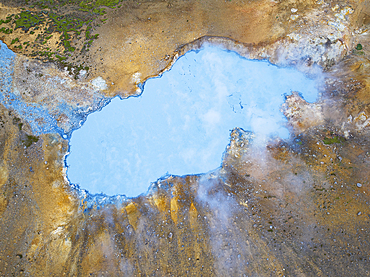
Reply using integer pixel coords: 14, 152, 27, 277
0, 103, 370, 275
0, 0, 370, 276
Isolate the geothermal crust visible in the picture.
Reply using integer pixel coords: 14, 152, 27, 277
0, 0, 370, 275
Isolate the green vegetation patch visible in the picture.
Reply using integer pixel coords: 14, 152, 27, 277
323, 136, 345, 145
0, 27, 13, 34
22, 134, 39, 147
12, 116, 23, 130
0, 15, 13, 25
0, 0, 123, 78
356, 43, 363, 50
353, 43, 364, 55
79, 0, 120, 13
14, 11, 43, 32
11, 37, 19, 44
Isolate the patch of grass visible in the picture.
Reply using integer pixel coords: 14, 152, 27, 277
0, 27, 13, 34
22, 134, 39, 148
14, 11, 43, 32
0, 16, 13, 25
0, 0, 123, 78
323, 136, 345, 145
55, 54, 67, 61
79, 0, 120, 11
13, 117, 23, 130
356, 43, 363, 50
11, 38, 19, 44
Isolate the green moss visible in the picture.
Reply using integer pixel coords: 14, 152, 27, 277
56, 54, 67, 61
11, 38, 19, 44
38, 50, 54, 58
22, 135, 39, 148
14, 11, 43, 32
356, 43, 363, 50
92, 8, 107, 15
0, 27, 13, 34
12, 117, 23, 131
79, 0, 120, 9
323, 136, 345, 145
0, 16, 13, 25
0, 0, 122, 78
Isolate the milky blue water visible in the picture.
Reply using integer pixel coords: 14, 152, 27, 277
66, 46, 319, 197
0, 40, 108, 136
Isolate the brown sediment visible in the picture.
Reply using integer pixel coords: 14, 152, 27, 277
0, 99, 370, 275
0, 0, 370, 275
85, 0, 315, 97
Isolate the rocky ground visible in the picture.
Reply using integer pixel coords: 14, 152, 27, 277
0, 0, 370, 275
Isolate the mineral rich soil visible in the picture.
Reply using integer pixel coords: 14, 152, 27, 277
0, 0, 370, 275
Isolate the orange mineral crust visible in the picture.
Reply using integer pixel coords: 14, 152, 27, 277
0, 0, 370, 275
